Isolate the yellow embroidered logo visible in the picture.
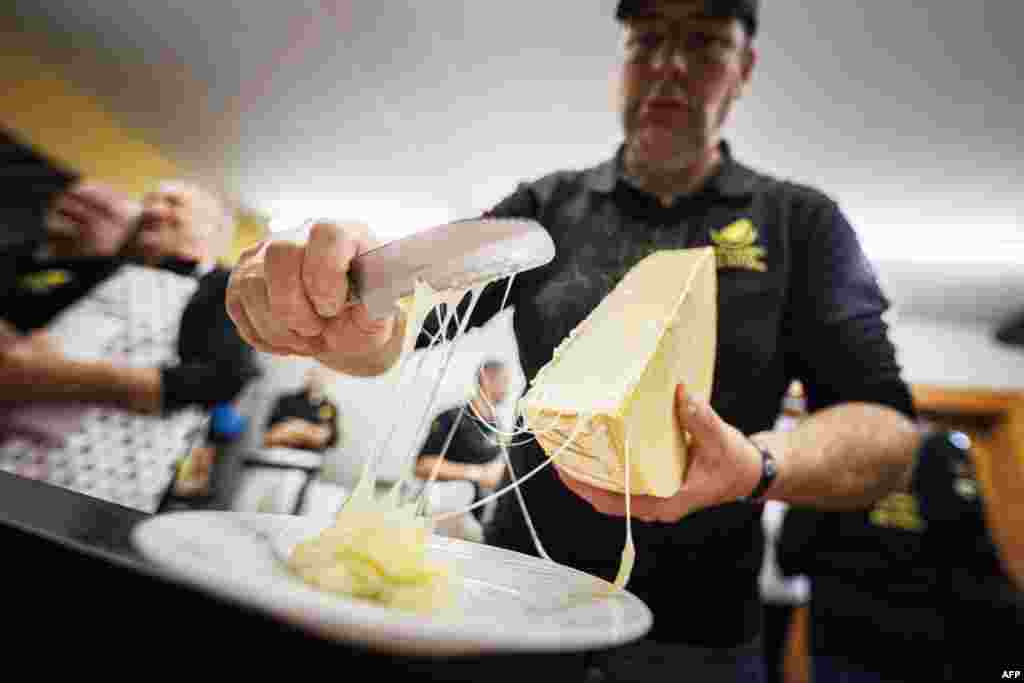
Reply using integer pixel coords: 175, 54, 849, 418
710, 219, 766, 272
318, 404, 335, 421
869, 492, 925, 532
18, 269, 74, 293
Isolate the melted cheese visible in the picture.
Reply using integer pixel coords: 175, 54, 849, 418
287, 279, 480, 614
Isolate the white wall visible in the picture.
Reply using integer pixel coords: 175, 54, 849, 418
889, 315, 1024, 390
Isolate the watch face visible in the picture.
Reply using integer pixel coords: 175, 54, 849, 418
914, 429, 981, 525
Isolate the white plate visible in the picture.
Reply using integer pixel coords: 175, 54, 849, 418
132, 511, 652, 656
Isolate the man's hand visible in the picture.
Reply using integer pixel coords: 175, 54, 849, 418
478, 459, 506, 490
47, 180, 139, 257
556, 384, 764, 523
0, 319, 21, 354
263, 418, 330, 450
0, 328, 63, 369
226, 221, 400, 374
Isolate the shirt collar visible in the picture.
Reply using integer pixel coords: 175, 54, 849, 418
156, 257, 214, 278
584, 140, 757, 199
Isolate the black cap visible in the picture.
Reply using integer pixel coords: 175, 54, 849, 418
616, 0, 760, 38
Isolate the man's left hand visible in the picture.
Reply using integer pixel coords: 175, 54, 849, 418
556, 384, 765, 523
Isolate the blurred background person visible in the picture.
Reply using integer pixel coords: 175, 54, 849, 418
777, 427, 1024, 682
0, 127, 77, 290
0, 179, 257, 415
1, 129, 141, 334
912, 430, 1024, 672
415, 358, 512, 519
0, 178, 260, 510
263, 364, 340, 452
776, 488, 945, 682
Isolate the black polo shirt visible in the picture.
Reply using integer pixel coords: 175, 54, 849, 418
432, 142, 914, 646
158, 259, 262, 414
420, 405, 501, 466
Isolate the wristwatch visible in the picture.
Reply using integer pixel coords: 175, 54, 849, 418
912, 429, 983, 528
739, 440, 778, 503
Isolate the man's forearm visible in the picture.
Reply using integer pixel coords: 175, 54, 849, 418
263, 420, 331, 449
753, 401, 920, 510
315, 312, 406, 377
0, 358, 162, 414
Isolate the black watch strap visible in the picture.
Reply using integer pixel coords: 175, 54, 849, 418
740, 442, 777, 503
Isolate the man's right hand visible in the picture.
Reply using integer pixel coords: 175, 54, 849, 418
47, 180, 139, 257
226, 221, 400, 373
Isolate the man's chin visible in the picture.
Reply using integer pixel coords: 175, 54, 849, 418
630, 129, 697, 170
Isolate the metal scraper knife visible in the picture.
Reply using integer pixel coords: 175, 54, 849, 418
275, 218, 555, 318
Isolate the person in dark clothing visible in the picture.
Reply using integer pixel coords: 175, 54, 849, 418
912, 430, 1024, 676
0, 127, 77, 273
1, 179, 258, 415
0, 128, 140, 318
777, 480, 947, 681
415, 359, 512, 515
778, 429, 1023, 682
1, 178, 260, 509
226, 1, 922, 678
263, 365, 340, 452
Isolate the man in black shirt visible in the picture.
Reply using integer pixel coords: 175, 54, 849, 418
227, 0, 920, 677
263, 365, 340, 452
415, 359, 511, 512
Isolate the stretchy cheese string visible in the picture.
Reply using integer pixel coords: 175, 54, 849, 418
293, 266, 645, 610
407, 288, 487, 515
401, 275, 574, 577
287, 280, 491, 613
432, 413, 586, 522
367, 303, 453, 484
611, 426, 635, 591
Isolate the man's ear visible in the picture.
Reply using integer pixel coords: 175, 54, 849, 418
737, 45, 758, 98
609, 64, 625, 114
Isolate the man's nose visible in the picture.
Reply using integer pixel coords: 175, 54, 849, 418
141, 203, 167, 222
649, 44, 689, 76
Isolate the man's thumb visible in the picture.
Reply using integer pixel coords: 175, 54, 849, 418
0, 319, 20, 349
676, 383, 716, 441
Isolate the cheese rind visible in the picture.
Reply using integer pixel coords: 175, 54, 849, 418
522, 248, 717, 498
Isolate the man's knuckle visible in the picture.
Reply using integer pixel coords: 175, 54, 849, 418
310, 221, 343, 245
264, 240, 290, 263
